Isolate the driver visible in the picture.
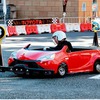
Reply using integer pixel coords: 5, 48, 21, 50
44, 31, 73, 51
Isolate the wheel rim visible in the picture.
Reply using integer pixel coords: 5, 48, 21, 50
96, 64, 100, 72
59, 66, 66, 76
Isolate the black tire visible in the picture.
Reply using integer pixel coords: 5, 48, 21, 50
94, 61, 100, 73
57, 63, 67, 77
13, 64, 27, 76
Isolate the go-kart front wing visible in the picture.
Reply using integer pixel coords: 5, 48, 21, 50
0, 66, 54, 75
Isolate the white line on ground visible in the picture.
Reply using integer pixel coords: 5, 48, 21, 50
89, 74, 100, 79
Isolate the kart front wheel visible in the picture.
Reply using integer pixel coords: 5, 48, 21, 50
13, 64, 27, 76
57, 63, 67, 77
94, 61, 100, 73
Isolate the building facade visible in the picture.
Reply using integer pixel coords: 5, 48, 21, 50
1, 0, 100, 19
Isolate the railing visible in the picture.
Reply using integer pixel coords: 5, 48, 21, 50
59, 17, 91, 23
0, 20, 4, 24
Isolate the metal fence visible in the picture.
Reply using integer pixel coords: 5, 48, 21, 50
59, 17, 91, 23
0, 20, 4, 24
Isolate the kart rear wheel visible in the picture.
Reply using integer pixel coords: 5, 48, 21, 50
57, 63, 67, 77
94, 61, 100, 73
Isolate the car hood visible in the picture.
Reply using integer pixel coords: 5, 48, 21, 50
16, 48, 58, 60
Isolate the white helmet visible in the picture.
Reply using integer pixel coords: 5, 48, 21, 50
52, 31, 66, 41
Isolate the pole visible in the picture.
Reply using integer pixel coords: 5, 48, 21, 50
93, 31, 99, 47
4, 14, 6, 25
3, 0, 7, 24
92, 24, 99, 47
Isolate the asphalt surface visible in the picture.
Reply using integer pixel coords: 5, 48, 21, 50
0, 32, 100, 99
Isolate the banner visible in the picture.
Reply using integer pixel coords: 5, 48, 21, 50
7, 18, 58, 26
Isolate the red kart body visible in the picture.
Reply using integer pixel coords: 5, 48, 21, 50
8, 44, 100, 77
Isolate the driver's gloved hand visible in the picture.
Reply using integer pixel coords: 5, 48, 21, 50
43, 47, 49, 50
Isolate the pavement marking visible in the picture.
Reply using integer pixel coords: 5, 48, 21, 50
0, 77, 22, 80
89, 74, 100, 79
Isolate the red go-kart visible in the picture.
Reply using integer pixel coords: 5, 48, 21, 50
7, 44, 100, 77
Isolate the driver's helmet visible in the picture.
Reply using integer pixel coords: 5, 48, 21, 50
52, 31, 66, 41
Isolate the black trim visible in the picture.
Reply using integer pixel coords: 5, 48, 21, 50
0, 66, 10, 72
0, 65, 54, 75
11, 64, 54, 75
9, 58, 42, 69
0, 59, 54, 75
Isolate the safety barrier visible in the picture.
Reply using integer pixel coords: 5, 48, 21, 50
86, 23, 92, 31
7, 26, 18, 36
50, 23, 66, 33
16, 25, 27, 35
65, 23, 80, 32
0, 22, 93, 37
25, 25, 38, 35
80, 23, 92, 32
37, 24, 51, 34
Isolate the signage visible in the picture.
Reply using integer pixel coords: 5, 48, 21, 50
92, 3, 98, 12
7, 18, 58, 26
0, 26, 6, 44
82, 2, 86, 11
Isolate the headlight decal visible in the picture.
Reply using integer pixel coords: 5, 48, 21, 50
38, 54, 55, 61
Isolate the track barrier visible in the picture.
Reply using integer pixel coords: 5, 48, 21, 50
25, 25, 38, 35
86, 23, 92, 31
65, 23, 80, 32
50, 23, 66, 33
65, 23, 73, 32
7, 26, 18, 36
80, 23, 92, 32
37, 24, 51, 34
0, 22, 93, 37
16, 25, 27, 35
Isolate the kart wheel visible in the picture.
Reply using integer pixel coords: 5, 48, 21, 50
13, 64, 27, 76
94, 61, 100, 73
57, 63, 67, 77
